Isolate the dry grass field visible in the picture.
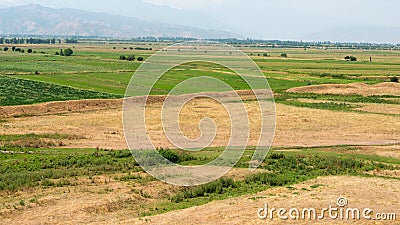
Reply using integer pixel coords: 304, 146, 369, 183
1, 97, 399, 149
287, 82, 400, 97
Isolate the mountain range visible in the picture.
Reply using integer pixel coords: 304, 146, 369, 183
0, 4, 237, 38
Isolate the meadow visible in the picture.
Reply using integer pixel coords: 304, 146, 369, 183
1, 44, 399, 109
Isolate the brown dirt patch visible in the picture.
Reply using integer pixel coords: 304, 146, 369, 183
0, 99, 123, 118
287, 82, 400, 96
295, 99, 400, 116
356, 145, 400, 159
354, 103, 400, 115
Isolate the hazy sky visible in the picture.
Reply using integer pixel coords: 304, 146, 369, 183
0, 0, 399, 42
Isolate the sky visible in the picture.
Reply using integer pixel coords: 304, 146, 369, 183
0, 0, 399, 42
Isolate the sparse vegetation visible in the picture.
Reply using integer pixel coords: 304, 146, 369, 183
167, 148, 399, 206
0, 148, 139, 192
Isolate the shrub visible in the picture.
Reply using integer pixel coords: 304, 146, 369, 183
119, 55, 127, 60
3, 47, 8, 51
345, 56, 357, 61
137, 57, 144, 61
281, 53, 287, 58
269, 153, 285, 160
390, 76, 399, 83
170, 178, 235, 202
64, 48, 73, 56
159, 148, 181, 163
244, 173, 290, 186
135, 47, 152, 51
127, 55, 135, 61
27, 49, 33, 53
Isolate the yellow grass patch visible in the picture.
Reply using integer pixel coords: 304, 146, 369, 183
287, 82, 400, 96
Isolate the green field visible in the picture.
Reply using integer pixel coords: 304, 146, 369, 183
1, 44, 398, 108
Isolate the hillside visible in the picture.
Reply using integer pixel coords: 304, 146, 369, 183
0, 4, 236, 38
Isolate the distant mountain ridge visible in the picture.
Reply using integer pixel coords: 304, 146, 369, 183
0, 4, 237, 38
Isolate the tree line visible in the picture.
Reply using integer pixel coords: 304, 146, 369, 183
3, 46, 73, 57
0, 37, 78, 45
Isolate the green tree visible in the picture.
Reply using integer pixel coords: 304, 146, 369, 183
64, 48, 74, 56
127, 55, 135, 61
27, 49, 33, 54
3, 47, 8, 51
345, 56, 357, 61
391, 76, 399, 83
137, 57, 144, 61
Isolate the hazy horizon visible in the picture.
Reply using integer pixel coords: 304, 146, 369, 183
0, 0, 399, 43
